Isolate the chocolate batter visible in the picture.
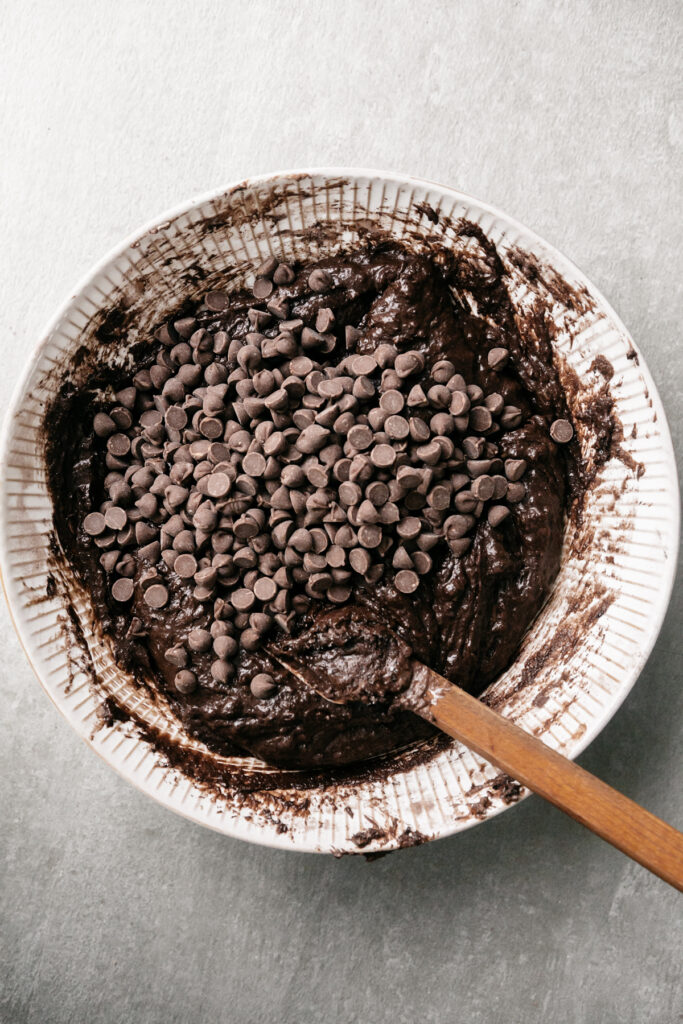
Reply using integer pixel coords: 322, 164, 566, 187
47, 231, 575, 769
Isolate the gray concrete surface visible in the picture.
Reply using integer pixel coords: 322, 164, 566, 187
1, 1, 681, 1022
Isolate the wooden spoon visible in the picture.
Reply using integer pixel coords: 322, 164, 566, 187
275, 654, 683, 890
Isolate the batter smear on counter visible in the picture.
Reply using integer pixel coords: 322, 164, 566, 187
48, 230, 581, 769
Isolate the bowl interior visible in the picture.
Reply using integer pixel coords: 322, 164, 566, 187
1, 170, 678, 854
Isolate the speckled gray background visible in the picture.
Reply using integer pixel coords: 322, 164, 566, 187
1, 2, 681, 1022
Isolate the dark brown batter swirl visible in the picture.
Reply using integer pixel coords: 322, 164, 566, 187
48, 232, 574, 769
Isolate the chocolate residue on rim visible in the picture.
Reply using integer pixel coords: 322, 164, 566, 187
351, 821, 428, 850
507, 246, 594, 315
414, 201, 440, 225
590, 354, 615, 380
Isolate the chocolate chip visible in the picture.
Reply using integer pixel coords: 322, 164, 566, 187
463, 436, 485, 459
209, 661, 232, 684
430, 413, 453, 436
364, 482, 387, 508
395, 569, 419, 594
396, 517, 422, 540
378, 390, 402, 415
448, 537, 472, 556
273, 264, 295, 285
308, 269, 332, 293
352, 376, 375, 401
296, 424, 330, 454
491, 475, 508, 500
99, 550, 120, 572
506, 482, 526, 503
115, 387, 137, 409
315, 307, 335, 333
357, 524, 382, 548
242, 453, 267, 477
471, 475, 495, 501
488, 347, 509, 370
392, 546, 413, 570
188, 628, 212, 653
194, 504, 218, 531
485, 393, 504, 415
550, 418, 574, 443
369, 444, 396, 470
93, 412, 116, 438
248, 672, 276, 698
240, 629, 261, 650
345, 325, 360, 350
415, 441, 441, 466
203, 472, 231, 498
488, 505, 510, 527
107, 434, 131, 457
165, 645, 188, 668
231, 588, 255, 612
454, 491, 478, 513
350, 355, 377, 377
317, 378, 343, 400
116, 554, 136, 577
394, 351, 424, 378
338, 481, 362, 506
111, 578, 134, 602
84, 512, 107, 536
385, 415, 409, 440
412, 551, 432, 575
253, 277, 273, 300
357, 499, 378, 524
139, 540, 161, 562
195, 566, 218, 589
234, 516, 259, 540
448, 391, 470, 417
469, 407, 493, 432
427, 484, 451, 509
409, 418, 430, 443
144, 584, 168, 609
164, 405, 187, 431
347, 548, 370, 574
500, 406, 523, 430
174, 670, 197, 694
135, 493, 158, 518
406, 384, 427, 408
205, 291, 229, 311
111, 407, 134, 430
289, 356, 313, 378
93, 534, 118, 554
467, 459, 493, 478
290, 528, 313, 552
253, 576, 277, 602
255, 256, 278, 279
214, 634, 238, 659
200, 417, 223, 439
247, 308, 272, 331
504, 459, 527, 481
427, 385, 451, 409
174, 317, 197, 339
431, 359, 455, 383
347, 424, 373, 451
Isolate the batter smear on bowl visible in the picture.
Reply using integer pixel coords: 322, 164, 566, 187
48, 232, 579, 769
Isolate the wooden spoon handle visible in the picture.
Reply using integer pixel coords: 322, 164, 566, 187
410, 663, 683, 890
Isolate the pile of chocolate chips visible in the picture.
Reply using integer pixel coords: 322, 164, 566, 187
83, 255, 573, 689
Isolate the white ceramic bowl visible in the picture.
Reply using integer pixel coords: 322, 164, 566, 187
1, 169, 678, 854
